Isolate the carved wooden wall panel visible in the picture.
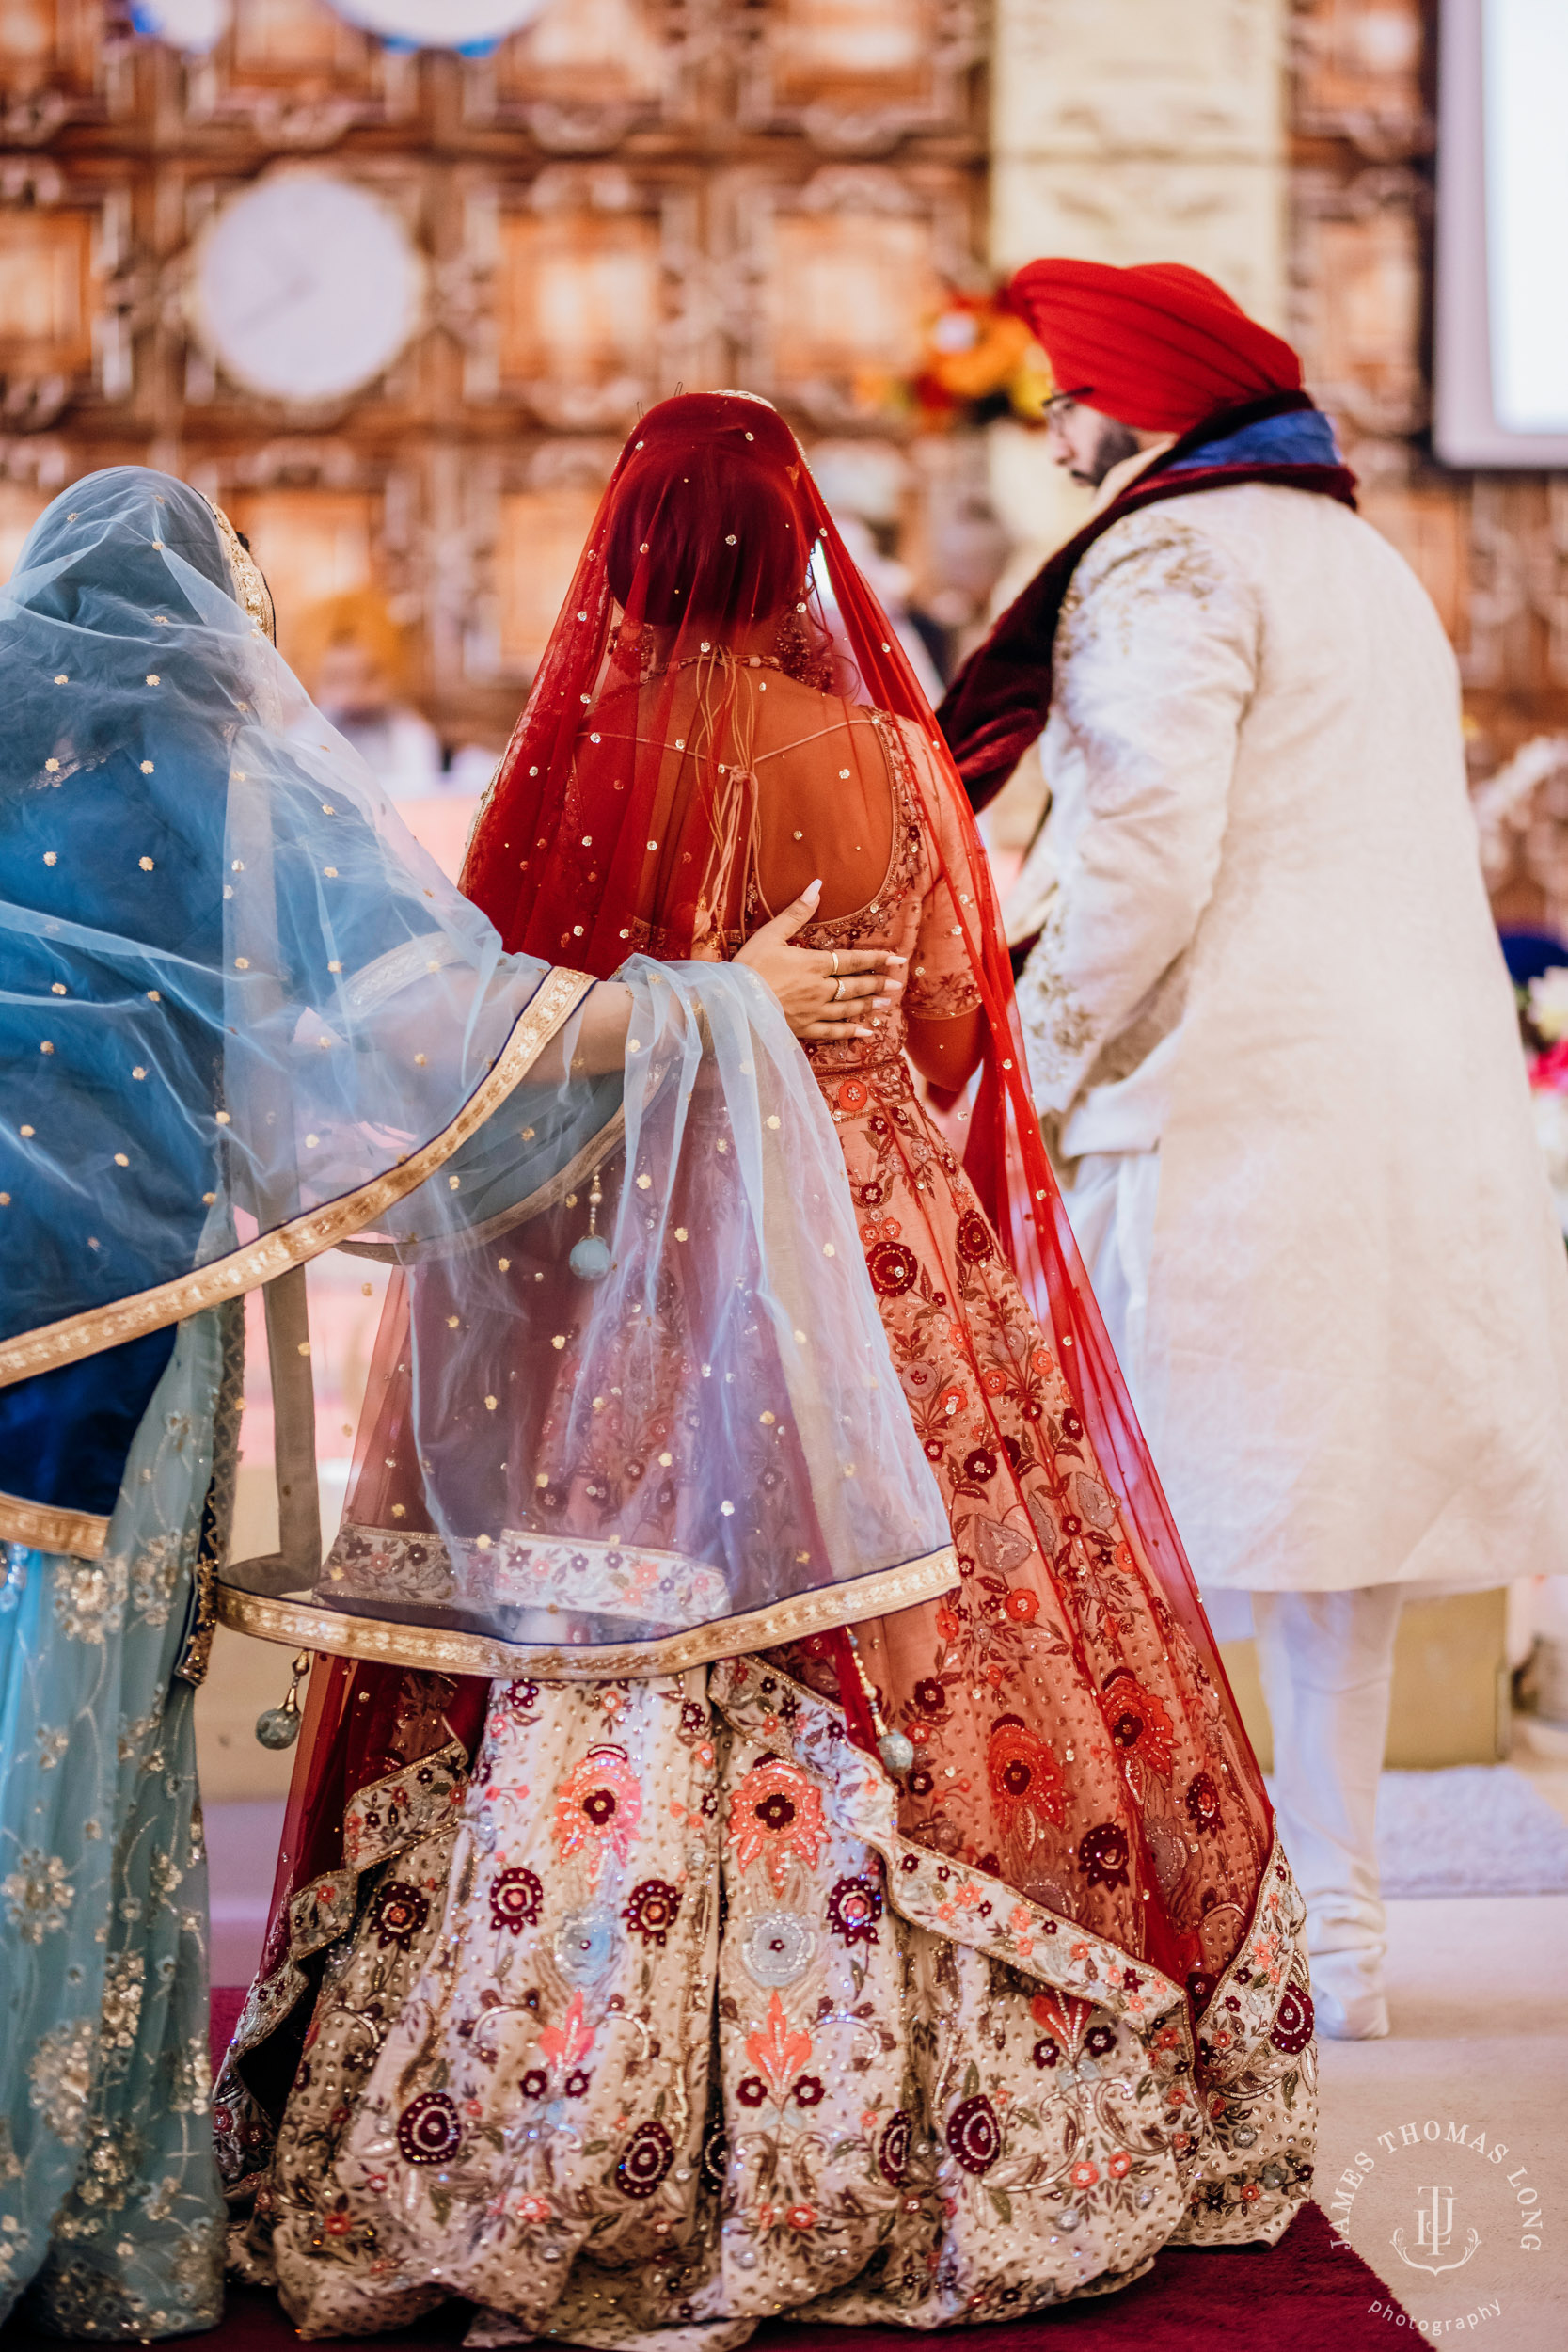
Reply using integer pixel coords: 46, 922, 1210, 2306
182, 0, 411, 149
475, 0, 675, 146
230, 0, 365, 75
1291, 0, 1429, 155
1288, 0, 1568, 909
0, 171, 136, 424
0, 0, 984, 752
738, 0, 980, 152
732, 163, 973, 421
494, 484, 607, 673
497, 212, 662, 398
0, 207, 95, 375
222, 485, 380, 664
439, 437, 620, 691
0, 2, 100, 97
0, 476, 51, 575
1290, 163, 1426, 437
1356, 477, 1465, 643
0, 1, 121, 145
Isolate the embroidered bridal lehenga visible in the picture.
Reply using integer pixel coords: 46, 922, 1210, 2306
221, 397, 1317, 2343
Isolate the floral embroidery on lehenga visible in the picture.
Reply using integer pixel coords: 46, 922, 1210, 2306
553, 1746, 643, 1883
727, 1760, 826, 1890
220, 706, 1315, 2338
228, 1661, 1313, 2344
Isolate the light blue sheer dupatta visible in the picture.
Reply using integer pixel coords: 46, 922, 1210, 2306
1, 1306, 235, 2337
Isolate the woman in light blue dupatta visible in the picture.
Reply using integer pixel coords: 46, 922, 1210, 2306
0, 469, 939, 2337
0, 1308, 239, 2337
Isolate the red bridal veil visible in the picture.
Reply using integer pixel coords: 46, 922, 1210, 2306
258, 395, 1270, 2038
466, 391, 1234, 1682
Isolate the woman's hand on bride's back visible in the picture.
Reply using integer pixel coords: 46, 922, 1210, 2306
735, 881, 904, 1041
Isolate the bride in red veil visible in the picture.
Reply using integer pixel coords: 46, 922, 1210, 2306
224, 395, 1315, 2339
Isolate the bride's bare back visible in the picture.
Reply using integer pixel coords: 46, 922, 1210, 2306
596, 655, 984, 1091
597, 660, 894, 931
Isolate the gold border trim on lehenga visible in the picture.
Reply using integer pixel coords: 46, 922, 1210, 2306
0, 1486, 112, 1557
0, 967, 595, 1398
214, 1541, 960, 1680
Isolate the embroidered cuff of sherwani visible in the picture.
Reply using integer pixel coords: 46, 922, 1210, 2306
0, 1486, 111, 1558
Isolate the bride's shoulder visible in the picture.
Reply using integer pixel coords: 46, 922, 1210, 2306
762, 679, 891, 755
874, 705, 945, 769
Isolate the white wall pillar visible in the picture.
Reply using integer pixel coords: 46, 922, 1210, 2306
985, 0, 1291, 594
990, 0, 1290, 325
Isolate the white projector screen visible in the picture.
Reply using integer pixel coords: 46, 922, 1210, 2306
1435, 0, 1568, 466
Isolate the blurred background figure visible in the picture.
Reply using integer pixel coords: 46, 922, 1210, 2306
808, 438, 947, 704
293, 589, 443, 799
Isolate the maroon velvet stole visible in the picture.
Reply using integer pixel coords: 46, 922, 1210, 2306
936, 389, 1359, 834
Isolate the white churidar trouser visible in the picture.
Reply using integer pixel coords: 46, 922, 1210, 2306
1250, 1586, 1402, 2036
1055, 1149, 1161, 1398
1061, 1147, 1404, 2037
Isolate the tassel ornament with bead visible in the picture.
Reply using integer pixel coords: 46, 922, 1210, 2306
569, 1166, 611, 1281
841, 1625, 914, 1776
255, 1648, 310, 1748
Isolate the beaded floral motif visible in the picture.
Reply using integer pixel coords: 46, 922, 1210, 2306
825, 1872, 881, 1947
27, 2018, 97, 2146
622, 1875, 681, 1946
717, 1655, 1180, 2021
368, 1881, 430, 1953
214, 1734, 473, 2196
491, 1865, 544, 1934
727, 1756, 827, 1890
285, 1869, 356, 1962
1192, 1849, 1308, 2086
2, 1847, 74, 1943
51, 1556, 129, 1645
1103, 1664, 1177, 1788
552, 1744, 642, 1886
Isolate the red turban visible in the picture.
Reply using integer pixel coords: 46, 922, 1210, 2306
1007, 258, 1302, 433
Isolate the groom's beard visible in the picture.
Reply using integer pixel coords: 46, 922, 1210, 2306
1073, 415, 1144, 487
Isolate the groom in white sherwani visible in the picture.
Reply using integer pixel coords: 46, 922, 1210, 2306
941, 258, 1568, 2040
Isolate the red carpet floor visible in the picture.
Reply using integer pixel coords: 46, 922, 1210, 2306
0, 1993, 1410, 2352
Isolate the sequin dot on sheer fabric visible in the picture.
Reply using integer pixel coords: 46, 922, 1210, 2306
220, 396, 1316, 2340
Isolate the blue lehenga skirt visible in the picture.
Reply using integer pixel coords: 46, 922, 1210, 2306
0, 1305, 240, 2338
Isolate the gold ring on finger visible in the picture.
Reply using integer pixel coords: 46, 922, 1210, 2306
833, 976, 845, 1001
831, 951, 840, 977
